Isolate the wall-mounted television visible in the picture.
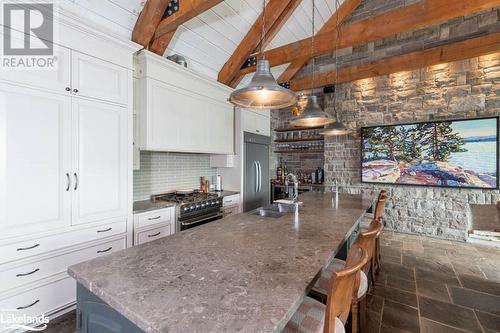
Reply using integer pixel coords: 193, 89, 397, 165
361, 117, 499, 189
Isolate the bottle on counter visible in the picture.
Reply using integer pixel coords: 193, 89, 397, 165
277, 158, 283, 181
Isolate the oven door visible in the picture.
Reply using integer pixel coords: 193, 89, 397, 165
178, 211, 224, 231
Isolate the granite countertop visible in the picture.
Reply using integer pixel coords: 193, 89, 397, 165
133, 191, 240, 214
69, 192, 371, 333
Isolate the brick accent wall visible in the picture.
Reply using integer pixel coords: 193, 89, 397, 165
133, 152, 217, 201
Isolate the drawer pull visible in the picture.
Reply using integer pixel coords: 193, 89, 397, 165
16, 268, 40, 277
97, 247, 113, 253
148, 216, 161, 220
16, 244, 40, 251
148, 232, 161, 238
97, 227, 112, 233
226, 200, 233, 203
16, 300, 39, 310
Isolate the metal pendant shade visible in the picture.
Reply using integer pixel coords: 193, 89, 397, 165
229, 59, 297, 109
320, 120, 350, 136
289, 95, 334, 127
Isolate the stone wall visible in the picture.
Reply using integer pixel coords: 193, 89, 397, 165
323, 54, 500, 240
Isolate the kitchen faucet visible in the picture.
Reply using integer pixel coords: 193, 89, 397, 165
284, 173, 299, 202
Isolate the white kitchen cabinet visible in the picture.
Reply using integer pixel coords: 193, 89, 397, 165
0, 84, 72, 238
135, 50, 234, 154
135, 224, 172, 245
71, 51, 128, 105
133, 113, 140, 170
71, 99, 128, 225
242, 109, 270, 136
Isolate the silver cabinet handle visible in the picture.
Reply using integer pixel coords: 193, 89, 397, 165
16, 268, 40, 277
66, 173, 71, 191
148, 232, 161, 238
257, 162, 262, 193
254, 161, 258, 193
148, 216, 161, 220
97, 247, 112, 253
73, 173, 78, 190
97, 227, 112, 233
16, 300, 39, 310
16, 244, 40, 251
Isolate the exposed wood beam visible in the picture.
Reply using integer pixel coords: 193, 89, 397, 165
239, 0, 500, 75
131, 0, 170, 47
154, 0, 223, 39
278, 0, 363, 83
289, 32, 500, 91
219, 0, 301, 87
148, 29, 177, 55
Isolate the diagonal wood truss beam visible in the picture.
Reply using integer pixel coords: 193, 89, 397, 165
132, 0, 171, 47
289, 32, 500, 91
238, 0, 500, 76
278, 0, 363, 83
218, 0, 302, 88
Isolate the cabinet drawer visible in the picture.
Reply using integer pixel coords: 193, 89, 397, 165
0, 220, 126, 264
0, 237, 125, 293
222, 206, 239, 218
135, 225, 171, 245
134, 208, 173, 229
223, 194, 240, 207
0, 275, 75, 318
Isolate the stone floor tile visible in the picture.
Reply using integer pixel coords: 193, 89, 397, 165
381, 254, 402, 265
475, 310, 500, 332
480, 266, 500, 283
371, 285, 418, 307
381, 300, 420, 333
449, 286, 500, 316
416, 278, 452, 302
379, 262, 415, 281
43, 310, 76, 333
381, 245, 402, 258
420, 318, 469, 333
403, 255, 455, 276
365, 309, 382, 333
366, 294, 384, 314
415, 268, 460, 286
419, 296, 483, 332
452, 261, 486, 278
386, 275, 416, 293
459, 274, 500, 297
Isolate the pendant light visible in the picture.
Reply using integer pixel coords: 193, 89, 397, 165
229, 0, 297, 110
320, 0, 350, 136
290, 0, 334, 128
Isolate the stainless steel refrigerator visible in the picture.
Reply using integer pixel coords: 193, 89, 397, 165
243, 132, 270, 212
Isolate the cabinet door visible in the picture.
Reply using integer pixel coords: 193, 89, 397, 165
0, 84, 72, 238
72, 99, 127, 225
206, 102, 233, 154
0, 31, 71, 94
256, 113, 271, 136
72, 52, 128, 105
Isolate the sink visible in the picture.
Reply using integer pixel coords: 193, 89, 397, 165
249, 203, 299, 218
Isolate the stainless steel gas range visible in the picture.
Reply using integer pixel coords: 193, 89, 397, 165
151, 191, 223, 231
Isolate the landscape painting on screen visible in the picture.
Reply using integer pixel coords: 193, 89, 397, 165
361, 117, 499, 189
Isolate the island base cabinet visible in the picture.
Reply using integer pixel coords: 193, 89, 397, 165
77, 284, 143, 333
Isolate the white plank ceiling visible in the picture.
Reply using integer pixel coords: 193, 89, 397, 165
63, 0, 342, 84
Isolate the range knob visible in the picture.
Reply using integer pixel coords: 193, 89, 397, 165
183, 206, 189, 212
201, 203, 206, 208
196, 204, 201, 209
190, 205, 195, 210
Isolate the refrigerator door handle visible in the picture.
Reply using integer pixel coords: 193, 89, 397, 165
254, 161, 259, 193
257, 161, 262, 193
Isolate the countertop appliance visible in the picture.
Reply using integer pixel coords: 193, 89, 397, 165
152, 191, 223, 231
243, 132, 270, 212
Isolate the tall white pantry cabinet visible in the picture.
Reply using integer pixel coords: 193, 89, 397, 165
0, 8, 140, 325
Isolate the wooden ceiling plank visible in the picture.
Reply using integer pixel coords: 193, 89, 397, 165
278, 0, 363, 83
240, 0, 500, 74
218, 0, 301, 87
154, 0, 223, 39
289, 32, 500, 91
131, 0, 171, 47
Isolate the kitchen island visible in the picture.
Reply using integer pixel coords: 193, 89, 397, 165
68, 192, 371, 333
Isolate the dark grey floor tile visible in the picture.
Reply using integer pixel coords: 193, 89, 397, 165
449, 286, 500, 316
475, 310, 500, 332
379, 262, 415, 281
43, 310, 76, 333
419, 296, 482, 333
371, 285, 418, 307
381, 245, 403, 258
459, 274, 500, 297
381, 254, 402, 265
381, 300, 419, 333
386, 275, 416, 293
420, 318, 468, 333
403, 255, 455, 276
416, 278, 452, 302
367, 294, 384, 314
365, 309, 382, 333
415, 268, 460, 286
452, 261, 486, 278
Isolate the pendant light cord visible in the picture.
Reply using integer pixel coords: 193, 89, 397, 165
333, 0, 340, 120
261, 0, 266, 59
311, 0, 316, 94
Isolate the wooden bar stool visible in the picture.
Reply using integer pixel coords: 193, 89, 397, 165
282, 245, 369, 333
310, 220, 383, 333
